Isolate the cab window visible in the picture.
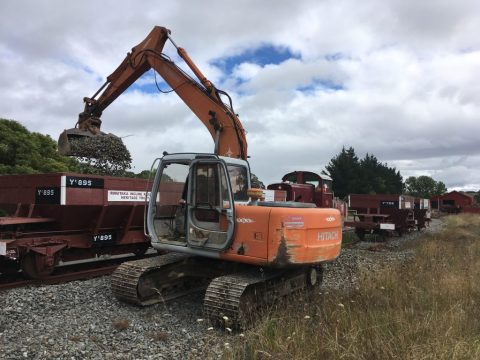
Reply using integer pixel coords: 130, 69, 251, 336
227, 165, 248, 201
195, 164, 220, 207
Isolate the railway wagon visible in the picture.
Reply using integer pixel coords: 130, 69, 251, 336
345, 194, 417, 239
0, 173, 183, 278
267, 171, 348, 218
414, 198, 431, 230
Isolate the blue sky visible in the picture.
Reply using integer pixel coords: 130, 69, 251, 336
130, 44, 343, 95
212, 44, 300, 75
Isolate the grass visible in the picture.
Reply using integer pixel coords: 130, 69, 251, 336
217, 214, 480, 360
341, 230, 359, 246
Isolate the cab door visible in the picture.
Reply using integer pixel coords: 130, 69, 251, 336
186, 159, 235, 251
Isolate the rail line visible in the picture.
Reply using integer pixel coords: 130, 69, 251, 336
0, 253, 156, 291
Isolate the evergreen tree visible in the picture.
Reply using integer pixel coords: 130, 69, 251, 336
325, 147, 403, 198
358, 154, 403, 194
324, 146, 361, 198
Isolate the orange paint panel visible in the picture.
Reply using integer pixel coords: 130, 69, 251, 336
221, 205, 271, 261
268, 207, 342, 265
220, 205, 342, 268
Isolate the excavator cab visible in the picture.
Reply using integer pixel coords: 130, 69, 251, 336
146, 153, 246, 255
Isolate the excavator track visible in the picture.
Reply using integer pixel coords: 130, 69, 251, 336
111, 252, 202, 306
113, 253, 322, 328
204, 268, 314, 329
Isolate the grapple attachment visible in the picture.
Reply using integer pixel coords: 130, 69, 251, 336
58, 113, 131, 175
58, 115, 105, 156
58, 127, 102, 156
57, 128, 127, 160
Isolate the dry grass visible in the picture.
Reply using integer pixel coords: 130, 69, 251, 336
220, 214, 480, 360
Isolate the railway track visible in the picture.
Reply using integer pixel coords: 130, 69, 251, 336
0, 254, 156, 291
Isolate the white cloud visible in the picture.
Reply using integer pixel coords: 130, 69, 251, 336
0, 0, 479, 191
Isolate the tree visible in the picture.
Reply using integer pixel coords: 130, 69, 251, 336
0, 118, 137, 177
0, 119, 79, 174
474, 191, 480, 204
251, 173, 265, 189
358, 153, 403, 195
135, 170, 156, 179
324, 146, 361, 198
324, 147, 403, 198
404, 176, 447, 198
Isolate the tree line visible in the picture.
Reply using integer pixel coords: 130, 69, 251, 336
0, 118, 143, 177
324, 146, 449, 199
0, 119, 465, 199
0, 119, 265, 185
324, 147, 403, 198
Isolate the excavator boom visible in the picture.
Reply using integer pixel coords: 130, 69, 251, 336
59, 26, 248, 160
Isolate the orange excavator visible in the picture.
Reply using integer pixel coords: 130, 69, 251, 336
59, 26, 342, 328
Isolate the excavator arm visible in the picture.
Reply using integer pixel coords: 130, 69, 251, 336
59, 26, 248, 160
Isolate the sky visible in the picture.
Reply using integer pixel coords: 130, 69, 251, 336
1, 0, 479, 191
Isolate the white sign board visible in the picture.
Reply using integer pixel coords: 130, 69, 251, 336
0, 241, 6, 256
108, 190, 156, 202
262, 190, 276, 202
422, 199, 430, 209
380, 223, 395, 230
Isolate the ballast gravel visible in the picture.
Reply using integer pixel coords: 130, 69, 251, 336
0, 219, 443, 359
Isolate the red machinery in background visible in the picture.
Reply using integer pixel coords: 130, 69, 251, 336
0, 173, 156, 278
268, 171, 348, 217
345, 194, 430, 240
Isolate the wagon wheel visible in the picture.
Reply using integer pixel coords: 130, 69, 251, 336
21, 252, 55, 279
0, 257, 20, 276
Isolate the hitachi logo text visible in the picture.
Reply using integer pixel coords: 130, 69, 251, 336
317, 231, 339, 241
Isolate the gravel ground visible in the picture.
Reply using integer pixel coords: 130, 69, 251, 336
0, 219, 444, 359
323, 218, 444, 292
